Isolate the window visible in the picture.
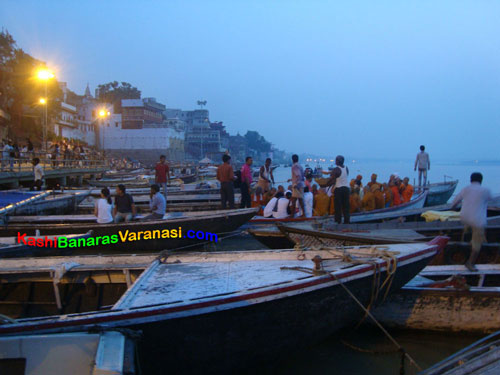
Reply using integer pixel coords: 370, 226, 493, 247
115, 122, 119, 127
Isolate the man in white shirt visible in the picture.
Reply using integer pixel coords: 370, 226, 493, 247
414, 145, 430, 186
263, 191, 291, 219
451, 172, 492, 271
31, 157, 44, 191
299, 186, 314, 218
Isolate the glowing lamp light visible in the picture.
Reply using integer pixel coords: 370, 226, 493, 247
39, 98, 47, 104
99, 110, 107, 117
37, 69, 55, 80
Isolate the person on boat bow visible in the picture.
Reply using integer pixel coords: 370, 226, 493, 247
450, 172, 492, 272
415, 145, 430, 186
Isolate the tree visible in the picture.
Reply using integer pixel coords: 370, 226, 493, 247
0, 30, 62, 144
244, 130, 272, 153
96, 81, 141, 113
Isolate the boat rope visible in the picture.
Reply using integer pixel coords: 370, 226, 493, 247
328, 270, 421, 373
281, 246, 420, 373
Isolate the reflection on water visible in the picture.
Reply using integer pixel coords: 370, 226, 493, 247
250, 326, 483, 375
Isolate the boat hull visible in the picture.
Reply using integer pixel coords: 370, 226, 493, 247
373, 286, 500, 334
0, 209, 257, 252
12, 192, 90, 216
0, 253, 433, 374
424, 180, 458, 207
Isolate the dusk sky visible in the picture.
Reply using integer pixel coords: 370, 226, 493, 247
2, 1, 500, 160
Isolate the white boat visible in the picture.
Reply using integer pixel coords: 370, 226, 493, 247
0, 330, 138, 375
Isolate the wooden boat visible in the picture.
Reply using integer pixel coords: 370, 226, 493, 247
420, 330, 500, 375
250, 190, 428, 224
9, 191, 91, 216
0, 239, 445, 374
90, 179, 150, 189
78, 201, 227, 214
372, 264, 500, 334
0, 231, 93, 258
0, 330, 137, 375
0, 191, 49, 216
424, 180, 459, 207
0, 208, 258, 251
248, 216, 500, 254
176, 173, 197, 184
277, 223, 429, 248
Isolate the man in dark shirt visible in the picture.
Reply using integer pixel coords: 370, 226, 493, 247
113, 184, 137, 223
216, 154, 235, 209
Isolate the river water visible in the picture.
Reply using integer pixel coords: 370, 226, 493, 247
270, 158, 500, 195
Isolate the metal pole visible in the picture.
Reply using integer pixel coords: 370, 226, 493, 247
43, 83, 48, 152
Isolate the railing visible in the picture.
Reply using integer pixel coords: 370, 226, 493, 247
0, 153, 109, 173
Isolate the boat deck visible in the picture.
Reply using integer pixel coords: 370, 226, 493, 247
113, 244, 432, 310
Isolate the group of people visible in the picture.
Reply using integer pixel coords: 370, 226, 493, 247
93, 154, 172, 223
1, 138, 34, 171
347, 173, 414, 213
215, 150, 423, 224
93, 183, 167, 224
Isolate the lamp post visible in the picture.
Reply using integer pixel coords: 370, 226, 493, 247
97, 109, 111, 151
36, 69, 55, 152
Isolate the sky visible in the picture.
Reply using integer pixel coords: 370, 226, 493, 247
2, 0, 500, 161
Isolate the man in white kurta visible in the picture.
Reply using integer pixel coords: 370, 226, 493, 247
451, 172, 492, 271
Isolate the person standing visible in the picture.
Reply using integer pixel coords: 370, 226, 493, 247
331, 155, 350, 224
94, 188, 114, 224
257, 158, 274, 192
31, 157, 44, 191
240, 156, 253, 208
414, 145, 430, 186
450, 172, 492, 272
27, 138, 34, 157
288, 154, 305, 218
144, 184, 166, 220
2, 140, 13, 171
155, 155, 170, 199
113, 184, 137, 223
216, 154, 235, 209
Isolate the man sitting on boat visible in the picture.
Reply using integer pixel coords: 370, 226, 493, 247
313, 188, 330, 216
144, 184, 166, 221
350, 182, 362, 213
450, 172, 492, 272
263, 191, 292, 219
367, 174, 384, 209
114, 184, 137, 223
401, 177, 414, 203
361, 186, 376, 211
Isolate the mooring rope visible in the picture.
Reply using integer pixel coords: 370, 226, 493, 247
281, 246, 421, 373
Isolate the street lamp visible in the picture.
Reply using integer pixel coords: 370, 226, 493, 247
36, 68, 55, 151
97, 108, 110, 150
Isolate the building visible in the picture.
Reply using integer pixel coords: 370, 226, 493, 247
99, 99, 185, 163
165, 108, 225, 161
55, 82, 97, 146
122, 98, 165, 129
